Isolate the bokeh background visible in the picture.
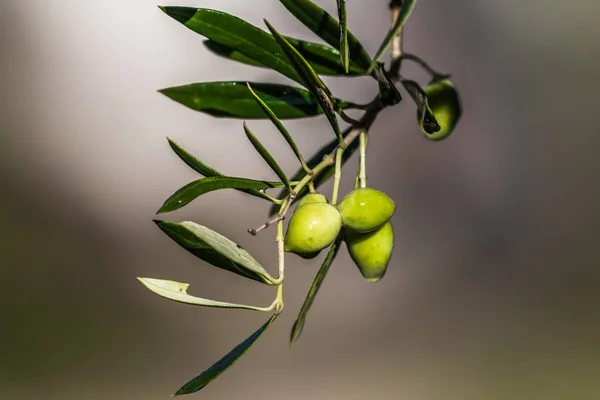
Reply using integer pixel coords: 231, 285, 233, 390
1, 1, 599, 399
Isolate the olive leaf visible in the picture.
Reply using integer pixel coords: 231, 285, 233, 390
158, 176, 283, 214
174, 314, 278, 395
265, 20, 344, 144
159, 81, 357, 120
167, 138, 279, 203
367, 0, 417, 73
278, 0, 372, 70
159, 6, 302, 83
138, 278, 271, 311
401, 78, 441, 135
372, 63, 402, 106
243, 122, 291, 190
154, 220, 277, 285
203, 38, 367, 76
246, 83, 308, 172
290, 234, 343, 346
336, 0, 349, 73
419, 77, 462, 140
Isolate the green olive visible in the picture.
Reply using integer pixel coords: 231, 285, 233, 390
284, 202, 342, 255
296, 193, 328, 208
345, 221, 393, 282
418, 78, 462, 141
337, 188, 395, 232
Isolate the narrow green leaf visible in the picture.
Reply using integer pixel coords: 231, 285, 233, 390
291, 234, 343, 346
245, 84, 307, 172
159, 81, 355, 120
167, 138, 281, 203
278, 0, 372, 70
267, 125, 360, 216
367, 0, 417, 73
401, 79, 441, 136
203, 40, 264, 68
419, 77, 462, 140
265, 20, 344, 144
138, 278, 271, 312
160, 6, 301, 83
203, 38, 367, 76
243, 122, 291, 190
158, 176, 282, 214
154, 220, 276, 285
336, 0, 349, 73
174, 314, 278, 395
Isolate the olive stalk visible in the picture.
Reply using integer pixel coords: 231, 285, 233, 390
358, 131, 368, 188
331, 147, 344, 205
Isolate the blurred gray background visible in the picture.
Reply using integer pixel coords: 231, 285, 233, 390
1, 0, 599, 399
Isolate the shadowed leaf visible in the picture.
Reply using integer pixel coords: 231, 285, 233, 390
174, 314, 278, 395
203, 38, 367, 76
401, 79, 441, 136
159, 81, 356, 119
154, 220, 276, 285
243, 122, 291, 190
158, 176, 282, 213
290, 234, 343, 345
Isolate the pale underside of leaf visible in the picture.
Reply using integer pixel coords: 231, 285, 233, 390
138, 278, 270, 311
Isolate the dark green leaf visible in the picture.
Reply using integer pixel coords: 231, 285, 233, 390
158, 176, 282, 213
265, 20, 344, 144
243, 122, 291, 190
159, 81, 355, 120
367, 0, 417, 73
278, 0, 372, 70
138, 278, 272, 311
401, 79, 441, 135
419, 77, 462, 140
290, 234, 343, 346
167, 138, 281, 203
336, 0, 349, 73
203, 40, 264, 68
203, 38, 367, 76
372, 63, 402, 106
160, 6, 301, 83
155, 220, 276, 285
268, 125, 360, 216
246, 84, 307, 171
174, 314, 278, 395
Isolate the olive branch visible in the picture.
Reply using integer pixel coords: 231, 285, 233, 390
139, 0, 462, 396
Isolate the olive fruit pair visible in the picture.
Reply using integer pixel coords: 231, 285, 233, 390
338, 188, 395, 282
284, 188, 395, 283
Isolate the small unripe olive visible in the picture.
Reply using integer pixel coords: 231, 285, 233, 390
284, 202, 342, 255
337, 188, 395, 232
345, 221, 393, 282
418, 78, 462, 141
296, 193, 328, 208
